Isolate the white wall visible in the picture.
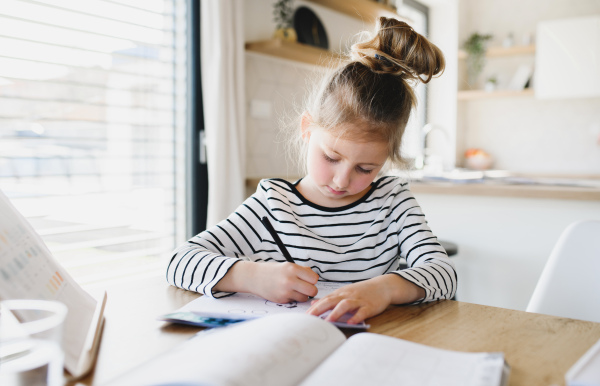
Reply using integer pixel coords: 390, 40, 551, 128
422, 0, 459, 170
416, 192, 600, 310
458, 0, 600, 174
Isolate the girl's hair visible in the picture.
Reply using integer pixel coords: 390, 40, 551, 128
296, 17, 445, 169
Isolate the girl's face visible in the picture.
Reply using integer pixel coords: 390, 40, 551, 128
298, 127, 388, 208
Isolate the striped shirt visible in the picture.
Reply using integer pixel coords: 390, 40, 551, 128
166, 176, 457, 302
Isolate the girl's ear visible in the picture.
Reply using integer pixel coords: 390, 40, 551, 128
300, 112, 312, 142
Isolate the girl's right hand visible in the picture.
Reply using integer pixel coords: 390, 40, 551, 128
214, 260, 319, 303
247, 261, 319, 304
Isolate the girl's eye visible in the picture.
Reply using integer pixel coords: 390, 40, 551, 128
356, 166, 374, 175
323, 153, 338, 163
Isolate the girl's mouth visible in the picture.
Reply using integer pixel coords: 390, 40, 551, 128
327, 186, 346, 195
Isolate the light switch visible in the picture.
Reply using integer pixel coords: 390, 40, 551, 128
250, 99, 272, 119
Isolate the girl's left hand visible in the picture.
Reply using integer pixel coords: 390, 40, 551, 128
306, 276, 394, 324
306, 274, 426, 324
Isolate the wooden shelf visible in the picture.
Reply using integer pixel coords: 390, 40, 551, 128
245, 39, 345, 67
458, 44, 536, 59
305, 0, 408, 23
457, 88, 535, 100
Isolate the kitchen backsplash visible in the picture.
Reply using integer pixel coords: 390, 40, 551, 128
245, 52, 319, 179
462, 96, 600, 174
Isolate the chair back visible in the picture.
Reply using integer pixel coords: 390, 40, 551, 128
526, 220, 600, 323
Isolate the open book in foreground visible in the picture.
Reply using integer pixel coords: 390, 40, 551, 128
159, 281, 368, 329
109, 313, 510, 386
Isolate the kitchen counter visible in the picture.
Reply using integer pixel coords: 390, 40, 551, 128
409, 179, 600, 201
407, 171, 600, 201
246, 172, 600, 201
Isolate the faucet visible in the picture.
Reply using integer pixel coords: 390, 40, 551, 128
415, 124, 448, 171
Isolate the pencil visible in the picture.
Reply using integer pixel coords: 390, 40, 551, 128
261, 216, 295, 263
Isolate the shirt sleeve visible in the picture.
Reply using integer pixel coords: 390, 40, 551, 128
165, 191, 268, 298
387, 193, 458, 303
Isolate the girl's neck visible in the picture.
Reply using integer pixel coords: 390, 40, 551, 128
296, 176, 373, 208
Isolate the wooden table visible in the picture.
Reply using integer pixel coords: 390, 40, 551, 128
73, 275, 600, 386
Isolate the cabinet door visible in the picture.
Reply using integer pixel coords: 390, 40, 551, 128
535, 15, 600, 99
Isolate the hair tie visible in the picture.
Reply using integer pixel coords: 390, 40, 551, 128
374, 53, 390, 63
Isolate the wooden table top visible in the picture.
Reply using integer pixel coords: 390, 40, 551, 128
73, 276, 600, 386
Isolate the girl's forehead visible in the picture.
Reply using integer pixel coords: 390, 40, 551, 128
326, 121, 388, 143
318, 127, 384, 147
316, 130, 388, 159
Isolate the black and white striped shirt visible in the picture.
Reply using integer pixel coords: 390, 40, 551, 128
166, 176, 457, 302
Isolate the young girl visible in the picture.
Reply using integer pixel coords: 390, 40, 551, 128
167, 17, 456, 324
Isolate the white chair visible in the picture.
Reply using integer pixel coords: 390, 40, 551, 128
526, 220, 600, 323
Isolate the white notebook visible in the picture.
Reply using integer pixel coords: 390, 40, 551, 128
108, 313, 509, 386
160, 281, 368, 329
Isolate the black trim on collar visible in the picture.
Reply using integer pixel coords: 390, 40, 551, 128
265, 177, 388, 213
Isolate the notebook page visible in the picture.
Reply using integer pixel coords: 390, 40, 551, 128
301, 332, 507, 386
168, 281, 368, 328
178, 281, 346, 316
566, 337, 600, 385
107, 313, 346, 386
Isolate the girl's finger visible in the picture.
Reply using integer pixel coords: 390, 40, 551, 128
296, 266, 319, 284
346, 307, 369, 324
293, 279, 318, 298
306, 296, 338, 316
324, 299, 358, 322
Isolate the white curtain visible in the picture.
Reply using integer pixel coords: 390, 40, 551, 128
201, 0, 246, 228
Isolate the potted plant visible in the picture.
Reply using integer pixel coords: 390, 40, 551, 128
273, 0, 297, 42
463, 32, 493, 88
484, 75, 497, 92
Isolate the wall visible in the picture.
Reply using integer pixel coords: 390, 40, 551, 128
458, 0, 600, 174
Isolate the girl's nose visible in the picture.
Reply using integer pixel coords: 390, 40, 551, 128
333, 168, 351, 189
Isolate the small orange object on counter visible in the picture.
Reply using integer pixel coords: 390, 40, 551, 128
464, 148, 494, 170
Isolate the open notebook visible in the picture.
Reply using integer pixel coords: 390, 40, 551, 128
108, 313, 510, 386
159, 281, 368, 329
0, 189, 106, 379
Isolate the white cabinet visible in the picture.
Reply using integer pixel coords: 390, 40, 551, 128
535, 15, 600, 99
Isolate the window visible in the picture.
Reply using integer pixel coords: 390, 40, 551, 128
395, 0, 430, 165
0, 0, 188, 287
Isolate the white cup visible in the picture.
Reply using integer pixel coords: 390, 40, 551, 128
0, 300, 68, 386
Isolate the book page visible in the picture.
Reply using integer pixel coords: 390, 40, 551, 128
0, 190, 98, 376
301, 332, 507, 386
167, 281, 368, 328
107, 313, 346, 386
566, 337, 600, 385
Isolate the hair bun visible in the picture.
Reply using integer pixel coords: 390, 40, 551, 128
351, 17, 445, 83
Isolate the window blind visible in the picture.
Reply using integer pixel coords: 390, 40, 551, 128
0, 0, 188, 287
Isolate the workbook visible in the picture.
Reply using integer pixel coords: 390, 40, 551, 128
159, 281, 368, 329
108, 313, 510, 386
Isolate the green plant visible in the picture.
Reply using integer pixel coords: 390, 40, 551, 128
273, 0, 294, 36
486, 75, 497, 84
463, 32, 493, 86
